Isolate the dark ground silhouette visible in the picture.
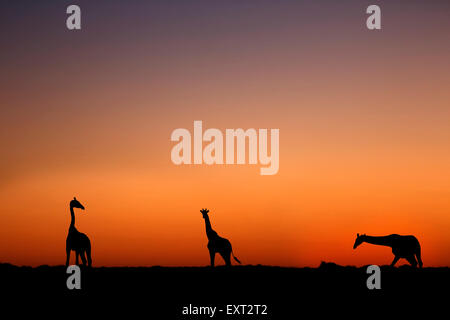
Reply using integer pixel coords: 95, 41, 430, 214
1, 263, 448, 318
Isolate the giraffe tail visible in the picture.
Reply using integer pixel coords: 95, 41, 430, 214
232, 250, 241, 264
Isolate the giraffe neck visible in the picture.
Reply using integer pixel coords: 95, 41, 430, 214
363, 235, 393, 247
70, 206, 75, 228
204, 215, 215, 239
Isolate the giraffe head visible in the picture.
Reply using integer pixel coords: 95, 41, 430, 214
353, 233, 365, 249
200, 208, 209, 219
70, 197, 85, 210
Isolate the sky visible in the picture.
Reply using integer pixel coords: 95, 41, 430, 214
0, 0, 449, 267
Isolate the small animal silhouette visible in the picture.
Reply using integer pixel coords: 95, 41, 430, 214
200, 208, 241, 267
353, 233, 422, 268
66, 197, 92, 267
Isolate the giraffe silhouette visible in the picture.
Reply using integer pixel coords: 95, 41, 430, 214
200, 208, 241, 267
66, 197, 92, 267
353, 233, 423, 268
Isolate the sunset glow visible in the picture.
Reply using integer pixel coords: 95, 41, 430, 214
1, 0, 449, 267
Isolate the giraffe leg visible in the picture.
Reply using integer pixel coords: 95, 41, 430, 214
390, 256, 400, 267
86, 245, 92, 267
416, 249, 423, 268
80, 250, 87, 266
406, 255, 418, 268
76, 251, 80, 265
66, 246, 71, 266
220, 251, 232, 267
209, 250, 215, 267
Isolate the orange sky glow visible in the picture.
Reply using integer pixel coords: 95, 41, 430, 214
1, 1, 449, 267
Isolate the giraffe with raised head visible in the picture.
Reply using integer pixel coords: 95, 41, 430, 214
353, 233, 422, 268
66, 197, 92, 267
200, 208, 241, 267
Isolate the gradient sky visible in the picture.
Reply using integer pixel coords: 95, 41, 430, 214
1, 0, 449, 267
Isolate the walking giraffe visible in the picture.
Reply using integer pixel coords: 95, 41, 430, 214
353, 233, 423, 268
